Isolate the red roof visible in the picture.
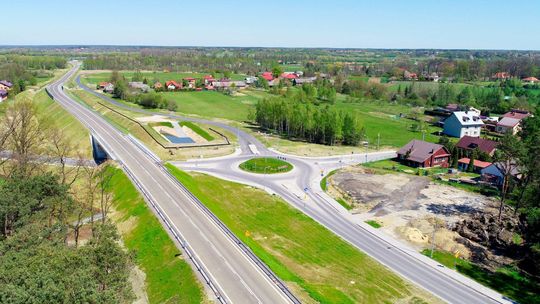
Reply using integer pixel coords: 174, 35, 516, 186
523, 77, 539, 82
456, 136, 498, 155
493, 72, 510, 79
99, 81, 111, 87
502, 110, 531, 120
261, 72, 273, 81
203, 75, 214, 79
458, 158, 492, 169
183, 77, 196, 81
166, 80, 181, 88
281, 73, 298, 79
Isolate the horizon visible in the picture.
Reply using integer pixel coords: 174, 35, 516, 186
2, 0, 540, 50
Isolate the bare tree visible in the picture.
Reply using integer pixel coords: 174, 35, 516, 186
97, 162, 114, 224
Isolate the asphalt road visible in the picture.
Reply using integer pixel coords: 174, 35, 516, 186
77, 70, 512, 304
49, 63, 296, 304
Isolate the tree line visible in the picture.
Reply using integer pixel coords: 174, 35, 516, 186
0, 98, 133, 303
255, 92, 364, 146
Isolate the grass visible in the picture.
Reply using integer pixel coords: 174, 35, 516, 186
422, 249, 540, 304
82, 71, 247, 85
239, 157, 293, 174
365, 220, 382, 229
337, 198, 353, 210
165, 164, 433, 303
107, 166, 204, 303
148, 121, 174, 128
179, 121, 215, 141
320, 169, 338, 191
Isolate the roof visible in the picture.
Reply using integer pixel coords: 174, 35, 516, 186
458, 158, 492, 169
203, 75, 214, 79
522, 77, 539, 82
493, 72, 510, 78
212, 81, 247, 88
446, 103, 459, 111
0, 80, 13, 87
99, 81, 111, 87
488, 161, 521, 178
0, 89, 7, 97
502, 110, 531, 120
397, 140, 450, 163
294, 77, 316, 84
456, 136, 498, 154
154, 82, 163, 87
497, 117, 521, 128
261, 72, 274, 81
281, 72, 298, 79
183, 77, 196, 81
166, 80, 181, 87
449, 111, 484, 126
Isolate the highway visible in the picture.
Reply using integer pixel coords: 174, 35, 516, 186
77, 70, 513, 304
48, 63, 297, 304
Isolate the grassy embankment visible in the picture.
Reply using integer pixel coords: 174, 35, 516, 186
108, 167, 204, 303
239, 157, 293, 174
166, 164, 436, 304
179, 121, 215, 141
422, 249, 540, 304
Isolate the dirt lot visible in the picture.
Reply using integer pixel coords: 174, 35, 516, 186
329, 166, 497, 258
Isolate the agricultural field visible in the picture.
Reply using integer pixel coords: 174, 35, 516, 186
166, 165, 437, 304
81, 71, 247, 86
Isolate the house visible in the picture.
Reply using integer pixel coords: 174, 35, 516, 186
281, 72, 298, 80
261, 72, 274, 81
293, 77, 317, 86
203, 75, 215, 85
166, 80, 181, 90
245, 76, 258, 84
522, 77, 539, 84
457, 158, 492, 173
481, 161, 521, 186
397, 139, 451, 168
404, 70, 418, 80
456, 136, 498, 156
445, 103, 460, 112
496, 117, 521, 135
154, 82, 163, 90
212, 81, 247, 89
0, 80, 13, 91
443, 111, 484, 138
502, 109, 531, 121
183, 77, 197, 89
128, 82, 150, 92
98, 81, 111, 89
493, 72, 511, 80
0, 89, 7, 101
427, 72, 439, 82
103, 83, 115, 94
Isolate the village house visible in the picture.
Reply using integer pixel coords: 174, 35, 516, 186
183, 77, 197, 89
397, 139, 451, 168
427, 72, 439, 82
493, 72, 511, 80
443, 111, 484, 138
212, 80, 247, 90
456, 135, 498, 156
0, 89, 7, 101
403, 70, 418, 80
293, 77, 317, 86
166, 80, 181, 90
457, 158, 492, 173
261, 72, 274, 81
496, 110, 531, 134
245, 76, 258, 84
0, 80, 13, 91
203, 75, 215, 85
522, 76, 539, 84
481, 161, 521, 187
98, 81, 111, 89
103, 83, 115, 94
153, 82, 163, 90
281, 72, 299, 80
128, 82, 150, 92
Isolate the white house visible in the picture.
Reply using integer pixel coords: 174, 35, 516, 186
443, 111, 484, 138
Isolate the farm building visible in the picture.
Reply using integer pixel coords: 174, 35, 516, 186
457, 158, 492, 173
397, 139, 451, 168
443, 111, 484, 138
456, 136, 498, 156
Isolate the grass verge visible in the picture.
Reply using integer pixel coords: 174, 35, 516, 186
320, 169, 338, 191
108, 166, 204, 303
166, 164, 434, 304
365, 220, 382, 229
179, 121, 215, 141
239, 157, 293, 174
421, 249, 539, 304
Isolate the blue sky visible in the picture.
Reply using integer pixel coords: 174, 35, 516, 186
2, 0, 539, 50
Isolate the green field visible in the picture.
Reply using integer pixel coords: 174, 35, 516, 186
108, 167, 204, 303
82, 71, 246, 86
422, 249, 539, 304
179, 121, 215, 141
239, 157, 293, 174
166, 164, 433, 303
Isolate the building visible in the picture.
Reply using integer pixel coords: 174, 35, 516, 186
212, 80, 247, 89
443, 111, 484, 138
128, 82, 150, 92
445, 103, 460, 112
0, 89, 7, 101
481, 161, 521, 186
457, 158, 492, 173
502, 109, 531, 121
261, 72, 274, 81
166, 80, 181, 90
404, 70, 418, 80
293, 77, 317, 86
456, 136, 498, 156
245, 76, 258, 84
281, 72, 298, 80
496, 117, 521, 135
98, 81, 111, 89
397, 139, 451, 168
493, 72, 511, 80
203, 75, 215, 85
522, 77, 539, 84
183, 77, 197, 89
153, 82, 163, 90
103, 83, 115, 94
427, 72, 439, 82
0, 80, 13, 91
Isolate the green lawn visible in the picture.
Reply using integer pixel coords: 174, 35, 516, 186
166, 164, 432, 303
108, 167, 204, 304
82, 71, 246, 86
320, 169, 338, 191
365, 220, 382, 228
239, 157, 293, 174
179, 121, 214, 141
422, 249, 540, 304
149, 121, 174, 128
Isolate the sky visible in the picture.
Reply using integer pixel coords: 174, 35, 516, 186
2, 0, 539, 50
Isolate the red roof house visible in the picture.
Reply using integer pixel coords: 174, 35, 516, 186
502, 110, 531, 121
166, 80, 181, 90
98, 82, 111, 89
261, 72, 274, 81
522, 77, 539, 84
458, 158, 492, 173
493, 72, 511, 80
281, 72, 298, 79
397, 139, 451, 168
456, 136, 498, 156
